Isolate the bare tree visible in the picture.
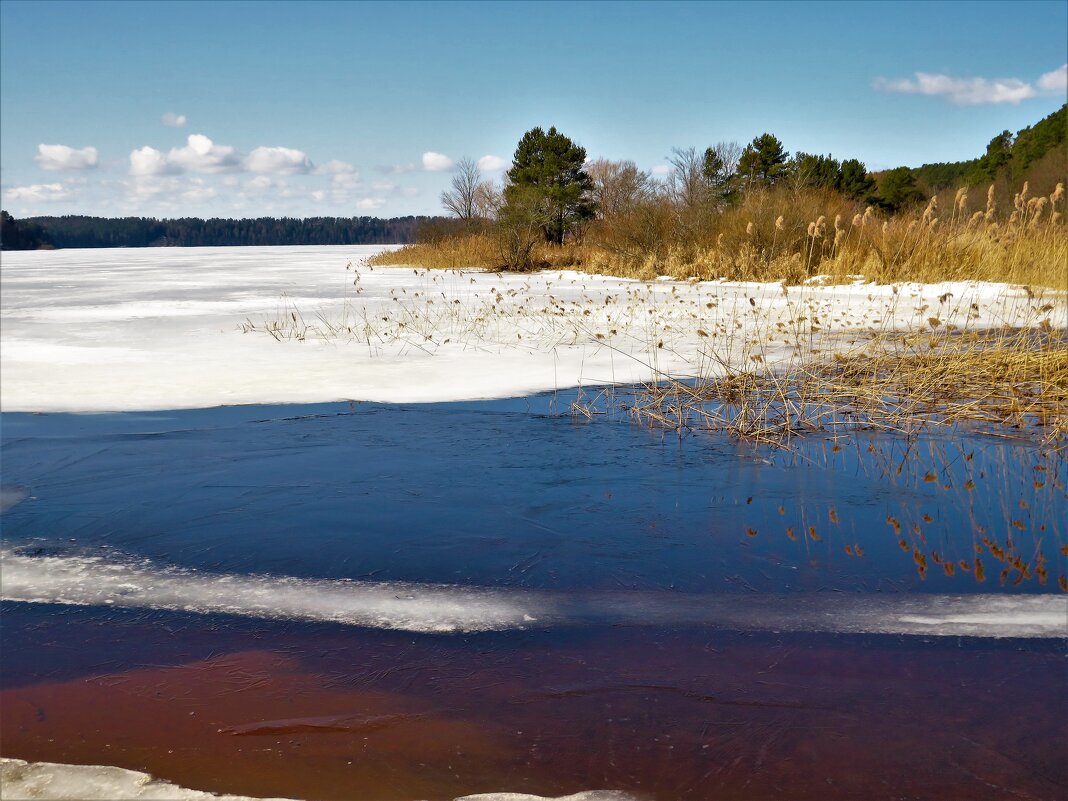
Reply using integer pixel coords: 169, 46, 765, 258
708, 140, 742, 177
666, 147, 710, 209
586, 159, 653, 219
440, 157, 482, 222
473, 179, 503, 220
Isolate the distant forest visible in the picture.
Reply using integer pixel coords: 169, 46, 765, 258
0, 214, 445, 251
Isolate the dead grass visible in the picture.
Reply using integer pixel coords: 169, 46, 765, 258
622, 326, 1068, 450
372, 183, 1067, 289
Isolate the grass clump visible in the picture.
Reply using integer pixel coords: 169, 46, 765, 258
621, 326, 1068, 450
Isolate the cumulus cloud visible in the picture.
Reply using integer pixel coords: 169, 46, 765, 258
125, 174, 218, 206
650, 164, 672, 175
1037, 63, 1067, 93
477, 154, 509, 172
4, 182, 73, 202
315, 159, 355, 175
245, 176, 274, 192
246, 146, 313, 175
168, 134, 243, 173
129, 146, 178, 177
161, 112, 187, 127
330, 172, 361, 191
34, 144, 98, 171
421, 151, 454, 172
874, 71, 1036, 105
356, 197, 386, 210
376, 162, 417, 174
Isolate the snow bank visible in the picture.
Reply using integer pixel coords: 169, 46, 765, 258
3, 547, 1064, 638
0, 758, 297, 800
0, 758, 638, 801
2, 246, 1062, 412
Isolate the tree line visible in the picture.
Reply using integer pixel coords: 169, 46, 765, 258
0, 214, 444, 251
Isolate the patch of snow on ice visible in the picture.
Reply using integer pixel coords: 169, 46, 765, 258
3, 547, 1064, 639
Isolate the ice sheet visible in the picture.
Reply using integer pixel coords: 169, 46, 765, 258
3, 547, 1064, 638
2, 246, 1063, 412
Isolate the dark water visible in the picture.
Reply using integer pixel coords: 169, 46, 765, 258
1, 394, 1065, 799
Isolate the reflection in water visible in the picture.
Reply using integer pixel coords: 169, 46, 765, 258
1, 396, 1065, 800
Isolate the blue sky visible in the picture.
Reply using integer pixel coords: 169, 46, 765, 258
2, 0, 1065, 219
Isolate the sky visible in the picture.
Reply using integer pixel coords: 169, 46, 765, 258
1, 0, 1066, 220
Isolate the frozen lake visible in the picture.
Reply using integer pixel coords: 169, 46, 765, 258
2, 245, 1060, 412
1, 246, 1065, 800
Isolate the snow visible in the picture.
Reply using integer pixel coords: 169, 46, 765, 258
0, 758, 298, 801
2, 245, 1063, 413
3, 546, 1064, 638
0, 758, 636, 801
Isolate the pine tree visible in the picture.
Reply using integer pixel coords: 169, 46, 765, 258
505, 126, 595, 245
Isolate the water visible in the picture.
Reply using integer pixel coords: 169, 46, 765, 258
1, 394, 1065, 800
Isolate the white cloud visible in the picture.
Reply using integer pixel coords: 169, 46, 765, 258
331, 172, 361, 190
377, 162, 417, 174
129, 146, 179, 177
167, 134, 243, 173
161, 112, 187, 127
315, 160, 355, 175
371, 180, 396, 191
124, 174, 219, 207
874, 71, 1035, 105
246, 146, 313, 175
34, 144, 98, 171
1037, 64, 1067, 93
477, 154, 509, 172
181, 177, 217, 203
246, 176, 274, 192
651, 164, 672, 175
126, 174, 179, 199
356, 197, 386, 210
4, 182, 73, 202
421, 151, 454, 172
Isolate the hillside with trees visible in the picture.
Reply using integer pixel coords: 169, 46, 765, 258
911, 104, 1066, 192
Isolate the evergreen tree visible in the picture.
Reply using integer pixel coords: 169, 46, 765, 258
702, 143, 741, 204
968, 131, 1014, 184
874, 167, 925, 212
791, 152, 843, 190
840, 159, 877, 201
738, 133, 789, 186
505, 126, 595, 244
